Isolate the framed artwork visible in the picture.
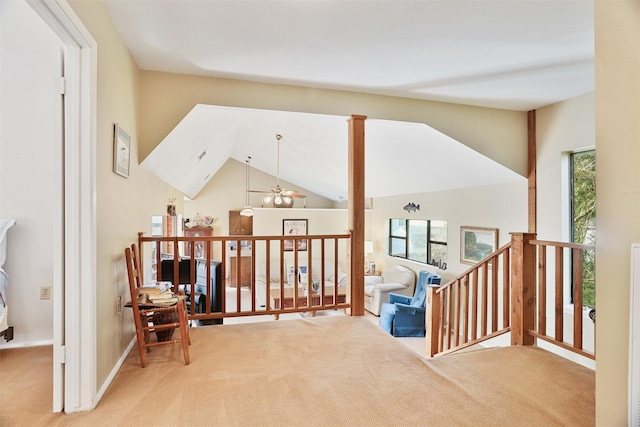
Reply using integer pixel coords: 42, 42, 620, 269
283, 219, 308, 251
460, 226, 499, 265
113, 123, 131, 178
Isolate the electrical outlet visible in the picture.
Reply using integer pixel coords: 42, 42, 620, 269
116, 295, 123, 315
40, 286, 51, 300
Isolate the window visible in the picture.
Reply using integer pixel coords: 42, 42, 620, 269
570, 150, 596, 308
389, 219, 448, 267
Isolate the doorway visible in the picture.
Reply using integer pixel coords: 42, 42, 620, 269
0, 0, 97, 413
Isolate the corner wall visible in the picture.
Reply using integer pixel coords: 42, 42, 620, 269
68, 0, 178, 390
594, 1, 640, 423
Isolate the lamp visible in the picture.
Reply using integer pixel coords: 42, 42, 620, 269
261, 134, 295, 208
240, 156, 253, 217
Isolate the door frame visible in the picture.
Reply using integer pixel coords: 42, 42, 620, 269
26, 0, 96, 413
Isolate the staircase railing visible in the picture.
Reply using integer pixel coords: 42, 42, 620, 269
427, 232, 596, 360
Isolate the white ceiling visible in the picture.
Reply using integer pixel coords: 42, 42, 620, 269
106, 0, 594, 200
141, 105, 524, 200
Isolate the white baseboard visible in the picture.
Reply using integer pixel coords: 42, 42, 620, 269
93, 337, 136, 409
0, 338, 53, 349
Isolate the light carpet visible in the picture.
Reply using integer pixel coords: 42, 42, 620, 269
1, 316, 594, 426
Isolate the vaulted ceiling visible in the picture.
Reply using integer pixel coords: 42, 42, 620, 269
105, 0, 594, 200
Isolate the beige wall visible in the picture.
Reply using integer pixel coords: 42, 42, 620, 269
595, 1, 640, 424
536, 93, 595, 242
370, 181, 528, 283
139, 71, 528, 178
68, 0, 178, 388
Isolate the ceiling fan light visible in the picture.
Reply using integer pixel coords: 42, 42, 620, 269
263, 195, 273, 205
274, 195, 283, 205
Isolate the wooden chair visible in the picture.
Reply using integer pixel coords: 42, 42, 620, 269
124, 243, 190, 368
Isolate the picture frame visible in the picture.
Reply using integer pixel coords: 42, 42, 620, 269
113, 123, 131, 178
283, 219, 308, 251
460, 226, 499, 265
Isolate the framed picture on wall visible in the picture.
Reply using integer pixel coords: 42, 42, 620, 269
460, 226, 499, 265
283, 219, 308, 251
113, 123, 131, 178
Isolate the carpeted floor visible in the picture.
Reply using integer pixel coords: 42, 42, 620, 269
1, 316, 594, 427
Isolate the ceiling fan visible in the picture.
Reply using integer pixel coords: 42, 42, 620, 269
248, 134, 306, 208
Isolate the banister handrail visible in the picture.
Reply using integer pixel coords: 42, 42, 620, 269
436, 242, 512, 294
529, 239, 595, 251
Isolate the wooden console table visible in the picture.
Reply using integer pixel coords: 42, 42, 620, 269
270, 286, 346, 319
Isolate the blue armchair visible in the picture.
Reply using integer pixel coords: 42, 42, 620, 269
379, 270, 441, 337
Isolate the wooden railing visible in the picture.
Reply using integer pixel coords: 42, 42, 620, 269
137, 232, 351, 322
426, 242, 513, 356
427, 232, 596, 360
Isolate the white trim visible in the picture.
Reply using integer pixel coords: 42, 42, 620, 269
0, 339, 54, 349
26, 0, 97, 414
95, 338, 135, 404
52, 42, 65, 413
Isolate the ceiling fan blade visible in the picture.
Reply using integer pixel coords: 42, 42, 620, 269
282, 190, 306, 198
247, 189, 271, 194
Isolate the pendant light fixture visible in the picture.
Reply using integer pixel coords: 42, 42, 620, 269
239, 156, 254, 217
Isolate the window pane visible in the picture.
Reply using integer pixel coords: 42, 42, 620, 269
430, 243, 448, 266
571, 150, 596, 308
408, 220, 427, 263
430, 220, 447, 242
390, 237, 406, 257
390, 219, 406, 237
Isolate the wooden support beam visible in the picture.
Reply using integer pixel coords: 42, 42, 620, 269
348, 114, 366, 316
511, 232, 537, 346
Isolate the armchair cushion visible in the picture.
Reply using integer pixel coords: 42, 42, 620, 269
364, 265, 416, 316
388, 293, 412, 305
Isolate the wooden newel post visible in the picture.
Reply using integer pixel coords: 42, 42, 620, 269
510, 232, 537, 346
426, 286, 441, 357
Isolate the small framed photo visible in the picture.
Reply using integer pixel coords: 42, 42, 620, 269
113, 123, 131, 178
283, 219, 308, 251
460, 226, 499, 265
369, 261, 376, 274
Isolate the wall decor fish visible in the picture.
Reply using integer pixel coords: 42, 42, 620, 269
403, 202, 420, 213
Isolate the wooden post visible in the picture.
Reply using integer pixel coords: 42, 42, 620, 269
426, 286, 441, 357
348, 114, 366, 316
511, 232, 536, 346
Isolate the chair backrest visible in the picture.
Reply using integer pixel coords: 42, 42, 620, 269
125, 244, 143, 309
410, 271, 442, 307
382, 265, 416, 290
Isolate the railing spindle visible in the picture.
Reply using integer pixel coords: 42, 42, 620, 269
555, 247, 564, 343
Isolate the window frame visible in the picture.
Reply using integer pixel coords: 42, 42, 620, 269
388, 218, 448, 267
569, 149, 596, 308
